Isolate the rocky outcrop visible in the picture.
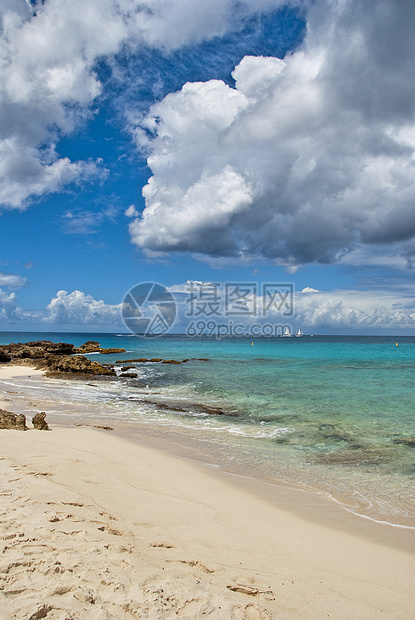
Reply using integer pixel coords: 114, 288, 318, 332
0, 351, 11, 363
75, 341, 101, 353
75, 342, 126, 355
115, 357, 210, 364
0, 341, 117, 377
45, 355, 116, 377
0, 341, 76, 361
115, 358, 162, 363
393, 438, 415, 447
138, 399, 237, 416
99, 348, 126, 354
0, 409, 27, 430
32, 412, 49, 430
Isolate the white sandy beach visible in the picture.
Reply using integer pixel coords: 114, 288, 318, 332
0, 365, 415, 619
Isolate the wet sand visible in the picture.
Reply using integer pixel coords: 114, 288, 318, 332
0, 365, 414, 619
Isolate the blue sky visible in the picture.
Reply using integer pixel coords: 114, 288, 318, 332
0, 0, 414, 334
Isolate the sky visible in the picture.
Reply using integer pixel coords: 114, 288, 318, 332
0, 0, 414, 335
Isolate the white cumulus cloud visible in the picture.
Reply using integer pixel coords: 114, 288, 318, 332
0, 271, 27, 288
43, 289, 121, 324
125, 204, 138, 218
293, 289, 415, 330
0, 0, 294, 210
131, 0, 415, 266
169, 280, 415, 332
0, 287, 33, 322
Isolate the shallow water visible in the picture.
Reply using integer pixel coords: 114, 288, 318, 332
1, 332, 415, 526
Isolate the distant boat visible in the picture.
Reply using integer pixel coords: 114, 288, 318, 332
295, 327, 303, 337
282, 326, 292, 337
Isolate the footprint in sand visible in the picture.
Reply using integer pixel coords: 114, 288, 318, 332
74, 588, 97, 604
104, 543, 133, 554
231, 604, 274, 620
29, 472, 54, 478
97, 525, 123, 536
48, 512, 74, 522
168, 559, 215, 574
149, 541, 176, 549
99, 511, 119, 521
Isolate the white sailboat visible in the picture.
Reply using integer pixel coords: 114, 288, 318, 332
295, 327, 303, 337
282, 325, 292, 337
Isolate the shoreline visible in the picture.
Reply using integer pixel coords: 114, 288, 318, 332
1, 364, 415, 618
1, 363, 415, 532
1, 430, 414, 618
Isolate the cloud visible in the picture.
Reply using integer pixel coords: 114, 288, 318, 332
338, 244, 411, 270
0, 287, 33, 322
131, 0, 415, 266
44, 289, 121, 324
292, 288, 415, 331
125, 204, 138, 218
169, 280, 415, 332
0, 0, 294, 210
0, 286, 122, 326
0, 1, 114, 208
62, 205, 117, 234
2, 280, 414, 332
127, 0, 298, 51
168, 280, 215, 294
0, 271, 27, 288
0, 288, 17, 320
300, 287, 320, 294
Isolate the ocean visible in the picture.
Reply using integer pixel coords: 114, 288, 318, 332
1, 332, 414, 527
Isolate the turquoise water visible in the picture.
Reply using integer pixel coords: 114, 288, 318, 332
1, 332, 415, 525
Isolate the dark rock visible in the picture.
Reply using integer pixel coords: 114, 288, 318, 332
121, 366, 135, 371
120, 372, 138, 378
76, 341, 101, 353
185, 358, 210, 362
42, 342, 76, 355
0, 340, 75, 361
75, 342, 126, 354
139, 399, 237, 416
0, 351, 11, 363
77, 423, 113, 431
318, 423, 336, 437
0, 409, 27, 430
0, 340, 116, 378
115, 358, 183, 364
393, 438, 415, 447
318, 424, 353, 443
99, 348, 126, 354
32, 412, 49, 430
115, 358, 149, 363
309, 448, 392, 466
45, 355, 116, 376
